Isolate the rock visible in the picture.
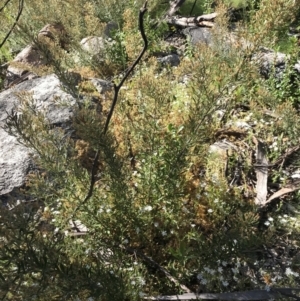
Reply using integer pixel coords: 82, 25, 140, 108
226, 120, 252, 130
183, 27, 212, 45
183, 27, 300, 81
89, 78, 114, 94
5, 44, 45, 88
5, 23, 70, 88
157, 54, 180, 67
37, 22, 69, 50
103, 21, 119, 39
80, 36, 105, 57
0, 130, 31, 195
254, 48, 288, 80
0, 74, 76, 197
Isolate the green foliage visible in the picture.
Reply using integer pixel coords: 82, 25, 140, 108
2, 0, 300, 299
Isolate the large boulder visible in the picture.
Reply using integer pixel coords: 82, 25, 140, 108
5, 23, 69, 88
0, 74, 76, 199
0, 72, 113, 199
254, 48, 300, 80
183, 27, 300, 80
5, 44, 45, 88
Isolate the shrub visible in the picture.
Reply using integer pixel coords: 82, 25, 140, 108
2, 0, 300, 299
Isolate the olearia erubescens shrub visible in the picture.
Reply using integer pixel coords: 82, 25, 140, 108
2, 0, 300, 300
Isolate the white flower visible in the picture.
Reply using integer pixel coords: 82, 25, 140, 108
218, 267, 223, 273
207, 209, 213, 213
123, 239, 129, 244
54, 227, 59, 233
197, 273, 203, 280
131, 280, 136, 285
143, 205, 153, 212
222, 280, 229, 287
138, 277, 146, 285
200, 279, 207, 285
214, 199, 219, 203
280, 218, 287, 224
161, 231, 167, 236
64, 230, 68, 236
285, 268, 299, 277
264, 221, 270, 226
222, 261, 228, 267
231, 268, 239, 274
285, 267, 293, 276
268, 217, 274, 222
154, 222, 159, 227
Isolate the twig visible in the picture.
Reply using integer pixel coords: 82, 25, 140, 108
0, 0, 24, 49
0, 0, 12, 13
67, 1, 149, 222
125, 247, 192, 294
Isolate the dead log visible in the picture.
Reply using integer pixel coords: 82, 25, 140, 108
253, 137, 268, 207
165, 12, 218, 27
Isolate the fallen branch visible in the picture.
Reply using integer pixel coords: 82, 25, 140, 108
144, 288, 300, 300
253, 137, 268, 207
165, 12, 218, 27
125, 247, 192, 294
266, 180, 300, 204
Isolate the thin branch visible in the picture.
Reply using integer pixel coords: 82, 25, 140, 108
125, 247, 192, 294
0, 0, 24, 49
0, 0, 12, 13
67, 1, 149, 222
103, 0, 148, 134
